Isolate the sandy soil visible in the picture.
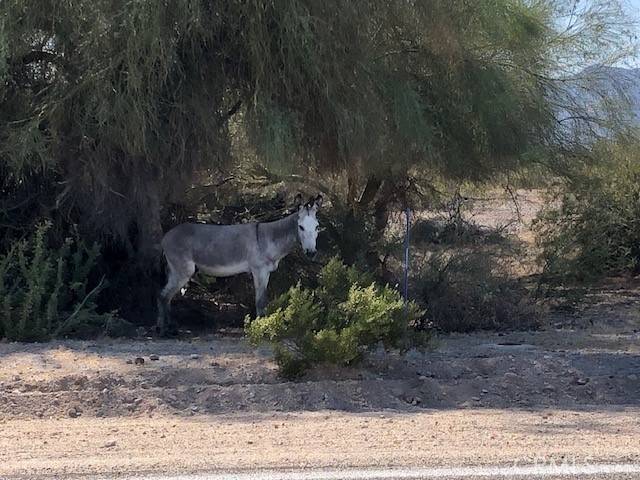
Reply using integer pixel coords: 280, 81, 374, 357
2, 409, 639, 478
1, 320, 639, 478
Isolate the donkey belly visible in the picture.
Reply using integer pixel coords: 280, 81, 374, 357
197, 261, 249, 277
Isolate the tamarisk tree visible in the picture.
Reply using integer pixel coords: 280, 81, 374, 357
0, 0, 635, 315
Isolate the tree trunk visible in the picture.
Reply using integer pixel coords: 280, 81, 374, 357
357, 175, 382, 210
135, 182, 163, 273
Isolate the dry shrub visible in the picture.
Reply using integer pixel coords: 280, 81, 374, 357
416, 250, 540, 332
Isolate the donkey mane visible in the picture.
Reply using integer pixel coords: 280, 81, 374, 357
257, 212, 298, 253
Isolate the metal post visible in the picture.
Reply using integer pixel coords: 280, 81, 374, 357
403, 207, 411, 312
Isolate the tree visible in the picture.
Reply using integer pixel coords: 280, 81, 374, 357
0, 0, 636, 319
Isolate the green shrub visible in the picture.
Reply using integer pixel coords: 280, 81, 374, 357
0, 222, 115, 341
417, 251, 539, 332
246, 257, 425, 378
534, 139, 640, 283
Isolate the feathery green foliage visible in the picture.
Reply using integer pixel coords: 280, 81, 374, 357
0, 0, 636, 323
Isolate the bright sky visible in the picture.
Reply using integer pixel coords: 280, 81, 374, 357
623, 0, 640, 67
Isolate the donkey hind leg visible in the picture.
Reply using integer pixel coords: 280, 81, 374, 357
157, 258, 195, 334
251, 268, 271, 317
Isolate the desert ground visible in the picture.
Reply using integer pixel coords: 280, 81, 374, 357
1, 190, 639, 478
1, 311, 639, 477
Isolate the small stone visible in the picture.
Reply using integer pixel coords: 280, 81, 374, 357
418, 375, 428, 381
12, 375, 20, 382
134, 357, 145, 365
481, 389, 489, 394
575, 377, 589, 385
190, 405, 199, 412
68, 408, 80, 418
210, 361, 219, 367
102, 441, 116, 448
627, 374, 638, 381
542, 384, 556, 393
149, 355, 159, 361
125, 359, 133, 365
189, 354, 200, 360
471, 396, 481, 402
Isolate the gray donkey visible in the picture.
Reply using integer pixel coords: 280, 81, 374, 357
157, 194, 322, 334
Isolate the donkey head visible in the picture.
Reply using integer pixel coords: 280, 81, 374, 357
294, 194, 323, 257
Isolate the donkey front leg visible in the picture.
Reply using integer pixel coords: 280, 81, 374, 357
251, 268, 271, 317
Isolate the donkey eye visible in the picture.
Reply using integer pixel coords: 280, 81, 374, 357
299, 225, 305, 231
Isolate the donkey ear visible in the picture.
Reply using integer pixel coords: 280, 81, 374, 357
314, 194, 323, 208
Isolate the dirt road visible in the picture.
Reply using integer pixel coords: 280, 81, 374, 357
2, 408, 640, 478
1, 311, 640, 479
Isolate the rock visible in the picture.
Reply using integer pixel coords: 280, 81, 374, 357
149, 355, 159, 361
134, 357, 145, 365
575, 377, 589, 385
12, 375, 20, 382
481, 389, 489, 394
102, 441, 117, 448
189, 354, 200, 360
190, 405, 199, 412
418, 375, 428, 381
627, 374, 638, 381
126, 359, 133, 365
471, 396, 481, 402
68, 408, 80, 418
542, 384, 556, 393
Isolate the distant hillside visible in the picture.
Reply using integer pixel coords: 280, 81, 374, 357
573, 65, 640, 125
